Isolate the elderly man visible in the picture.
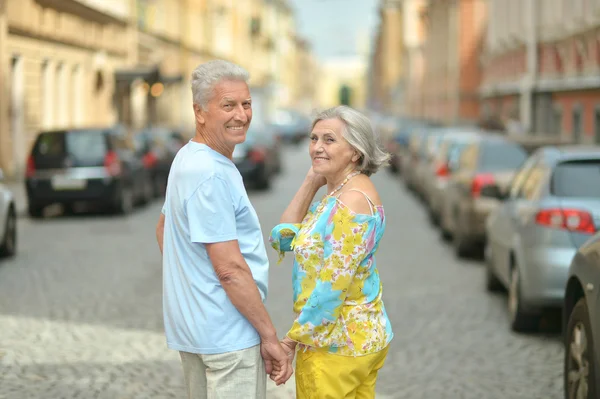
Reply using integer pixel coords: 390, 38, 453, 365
155, 60, 292, 398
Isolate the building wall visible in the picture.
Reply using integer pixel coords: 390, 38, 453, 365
318, 57, 367, 110
419, 0, 485, 124
1, 0, 131, 177
480, 0, 600, 140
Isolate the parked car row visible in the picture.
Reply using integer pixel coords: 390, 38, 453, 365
386, 121, 599, 396
24, 125, 186, 219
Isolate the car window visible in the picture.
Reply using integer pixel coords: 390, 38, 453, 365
521, 164, 547, 200
551, 160, 600, 198
459, 144, 478, 170
509, 156, 538, 199
66, 130, 108, 166
35, 132, 66, 157
479, 141, 528, 172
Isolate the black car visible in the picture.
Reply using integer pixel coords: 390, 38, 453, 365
134, 127, 186, 197
25, 127, 153, 217
233, 123, 281, 190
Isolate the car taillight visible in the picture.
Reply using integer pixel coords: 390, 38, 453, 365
471, 173, 495, 197
435, 162, 449, 177
535, 208, 596, 234
142, 152, 158, 169
26, 156, 35, 178
104, 151, 122, 176
249, 148, 266, 163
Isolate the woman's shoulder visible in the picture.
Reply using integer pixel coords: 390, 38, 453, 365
335, 178, 382, 216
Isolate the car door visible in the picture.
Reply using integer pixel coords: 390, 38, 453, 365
488, 155, 539, 284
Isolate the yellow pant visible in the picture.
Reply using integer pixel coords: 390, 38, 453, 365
295, 346, 389, 399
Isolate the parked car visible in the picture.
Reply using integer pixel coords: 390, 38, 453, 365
25, 127, 153, 217
564, 231, 600, 398
271, 108, 311, 145
486, 145, 600, 332
233, 123, 280, 190
439, 135, 529, 256
0, 169, 16, 258
421, 130, 482, 225
134, 127, 186, 197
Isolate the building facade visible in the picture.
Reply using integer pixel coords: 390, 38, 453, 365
0, 0, 132, 177
402, 0, 428, 117
369, 0, 405, 114
420, 0, 487, 124
0, 0, 315, 178
481, 0, 600, 142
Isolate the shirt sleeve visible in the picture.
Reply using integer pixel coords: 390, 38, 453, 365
185, 175, 237, 244
269, 201, 320, 264
286, 203, 376, 347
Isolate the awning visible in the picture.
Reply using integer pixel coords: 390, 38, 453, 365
114, 66, 183, 85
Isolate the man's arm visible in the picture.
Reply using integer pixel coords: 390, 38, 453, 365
206, 240, 293, 384
205, 240, 277, 340
156, 213, 165, 254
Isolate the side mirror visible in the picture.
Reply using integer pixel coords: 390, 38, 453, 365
480, 184, 506, 200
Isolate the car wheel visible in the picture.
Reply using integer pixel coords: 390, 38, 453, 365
508, 266, 539, 332
28, 204, 44, 219
0, 206, 16, 258
114, 186, 134, 215
565, 297, 597, 399
453, 225, 471, 258
484, 244, 503, 292
142, 176, 154, 205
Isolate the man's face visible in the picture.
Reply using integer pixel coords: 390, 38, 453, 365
195, 80, 252, 148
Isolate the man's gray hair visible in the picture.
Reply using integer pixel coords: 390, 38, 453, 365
191, 60, 250, 110
312, 106, 391, 176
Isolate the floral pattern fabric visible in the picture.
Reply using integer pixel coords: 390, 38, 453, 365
270, 195, 393, 357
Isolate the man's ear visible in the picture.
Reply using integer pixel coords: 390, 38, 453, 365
193, 104, 205, 125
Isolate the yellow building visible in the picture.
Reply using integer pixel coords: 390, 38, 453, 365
0, 0, 132, 177
318, 57, 368, 110
0, 0, 316, 177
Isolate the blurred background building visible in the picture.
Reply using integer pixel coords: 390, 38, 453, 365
0, 0, 319, 178
369, 0, 600, 143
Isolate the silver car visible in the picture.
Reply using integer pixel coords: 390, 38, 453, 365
485, 146, 600, 332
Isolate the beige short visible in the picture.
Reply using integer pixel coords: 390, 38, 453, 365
179, 344, 266, 399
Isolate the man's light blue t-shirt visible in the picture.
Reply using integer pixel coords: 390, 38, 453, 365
161, 141, 269, 355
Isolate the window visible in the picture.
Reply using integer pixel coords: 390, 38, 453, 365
521, 165, 547, 200
553, 106, 563, 135
572, 106, 583, 143
509, 156, 538, 199
594, 107, 600, 144
551, 160, 600, 198
479, 141, 528, 172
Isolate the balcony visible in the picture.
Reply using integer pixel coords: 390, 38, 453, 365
34, 0, 130, 25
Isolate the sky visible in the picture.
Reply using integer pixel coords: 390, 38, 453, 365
287, 0, 380, 61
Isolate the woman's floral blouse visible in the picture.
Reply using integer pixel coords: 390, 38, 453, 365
270, 194, 393, 356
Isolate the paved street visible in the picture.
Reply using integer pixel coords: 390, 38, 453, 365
0, 144, 563, 398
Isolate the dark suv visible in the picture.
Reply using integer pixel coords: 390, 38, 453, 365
25, 128, 153, 217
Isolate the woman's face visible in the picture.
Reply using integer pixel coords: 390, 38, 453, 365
309, 118, 358, 178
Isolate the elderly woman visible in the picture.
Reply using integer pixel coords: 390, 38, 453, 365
270, 106, 393, 398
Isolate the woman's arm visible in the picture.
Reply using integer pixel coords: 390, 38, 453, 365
279, 168, 325, 223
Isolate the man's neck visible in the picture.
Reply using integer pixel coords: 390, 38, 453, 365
192, 129, 233, 159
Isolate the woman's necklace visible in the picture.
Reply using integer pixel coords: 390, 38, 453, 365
327, 170, 362, 197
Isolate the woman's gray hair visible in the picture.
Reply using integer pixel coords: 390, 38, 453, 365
191, 60, 250, 110
312, 106, 391, 176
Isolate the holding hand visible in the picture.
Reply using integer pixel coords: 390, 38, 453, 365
260, 339, 294, 386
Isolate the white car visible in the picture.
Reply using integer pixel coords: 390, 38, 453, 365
0, 169, 16, 258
